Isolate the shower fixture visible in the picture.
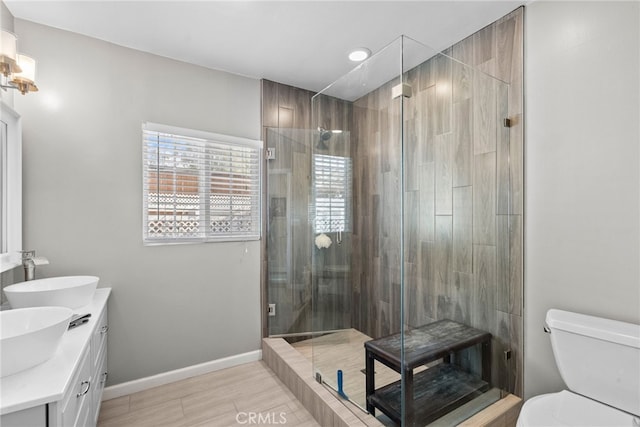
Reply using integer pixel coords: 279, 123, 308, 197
316, 127, 332, 150
319, 127, 332, 141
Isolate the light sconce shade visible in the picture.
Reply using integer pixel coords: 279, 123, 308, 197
0, 29, 38, 95
11, 54, 38, 94
0, 30, 22, 77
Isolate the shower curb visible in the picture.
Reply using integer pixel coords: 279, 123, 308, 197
262, 338, 383, 427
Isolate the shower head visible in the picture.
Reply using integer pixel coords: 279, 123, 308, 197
319, 127, 332, 141
316, 127, 332, 150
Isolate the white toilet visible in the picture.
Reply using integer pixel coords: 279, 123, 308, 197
517, 309, 640, 426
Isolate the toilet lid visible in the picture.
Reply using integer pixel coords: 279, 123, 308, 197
518, 391, 638, 427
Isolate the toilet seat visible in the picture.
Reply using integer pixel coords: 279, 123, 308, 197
517, 390, 638, 427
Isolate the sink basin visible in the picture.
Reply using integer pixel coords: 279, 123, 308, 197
3, 276, 99, 309
0, 306, 73, 377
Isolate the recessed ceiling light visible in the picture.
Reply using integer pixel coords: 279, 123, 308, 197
348, 48, 371, 62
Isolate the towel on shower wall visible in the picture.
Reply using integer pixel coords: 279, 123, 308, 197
315, 233, 332, 249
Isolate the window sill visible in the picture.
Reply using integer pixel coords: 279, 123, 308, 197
143, 236, 261, 246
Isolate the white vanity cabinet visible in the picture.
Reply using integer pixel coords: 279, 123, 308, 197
0, 288, 111, 427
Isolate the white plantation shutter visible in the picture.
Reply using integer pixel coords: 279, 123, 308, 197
313, 154, 352, 233
143, 123, 262, 244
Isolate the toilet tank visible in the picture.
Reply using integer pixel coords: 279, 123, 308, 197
546, 309, 640, 416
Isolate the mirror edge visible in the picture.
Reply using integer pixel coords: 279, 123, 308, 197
0, 100, 22, 273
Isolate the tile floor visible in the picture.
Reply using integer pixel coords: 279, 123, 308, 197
97, 361, 319, 427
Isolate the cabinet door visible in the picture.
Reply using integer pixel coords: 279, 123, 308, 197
60, 347, 91, 427
92, 349, 108, 425
76, 393, 92, 427
91, 304, 108, 424
91, 306, 108, 372
0, 405, 46, 427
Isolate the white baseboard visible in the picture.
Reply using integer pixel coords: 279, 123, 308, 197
102, 349, 262, 401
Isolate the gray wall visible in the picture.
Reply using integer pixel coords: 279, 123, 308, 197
12, 19, 262, 386
524, 1, 640, 399
0, 1, 12, 30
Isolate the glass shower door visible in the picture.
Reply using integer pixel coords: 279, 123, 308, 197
266, 128, 314, 336
310, 36, 407, 411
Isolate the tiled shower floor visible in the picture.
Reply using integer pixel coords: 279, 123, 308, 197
291, 329, 405, 410
290, 328, 502, 427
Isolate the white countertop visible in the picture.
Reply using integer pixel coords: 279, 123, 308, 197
0, 288, 111, 415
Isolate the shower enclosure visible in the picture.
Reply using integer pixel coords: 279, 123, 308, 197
265, 125, 352, 336
266, 34, 520, 426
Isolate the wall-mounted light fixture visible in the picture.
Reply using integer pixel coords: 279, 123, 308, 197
0, 30, 38, 95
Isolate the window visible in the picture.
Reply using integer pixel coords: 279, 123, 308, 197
313, 154, 352, 233
143, 123, 262, 244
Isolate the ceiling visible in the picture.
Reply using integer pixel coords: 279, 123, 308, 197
5, 1, 526, 93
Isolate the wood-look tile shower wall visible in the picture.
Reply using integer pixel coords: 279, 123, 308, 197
261, 6, 523, 395
350, 8, 523, 396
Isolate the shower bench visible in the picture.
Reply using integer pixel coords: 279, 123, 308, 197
364, 319, 492, 427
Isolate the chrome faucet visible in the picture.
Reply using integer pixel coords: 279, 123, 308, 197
21, 250, 36, 281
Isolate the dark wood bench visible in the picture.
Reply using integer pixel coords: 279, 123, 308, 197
365, 319, 492, 426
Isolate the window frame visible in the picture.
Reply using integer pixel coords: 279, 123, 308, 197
312, 153, 352, 234
142, 122, 263, 245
